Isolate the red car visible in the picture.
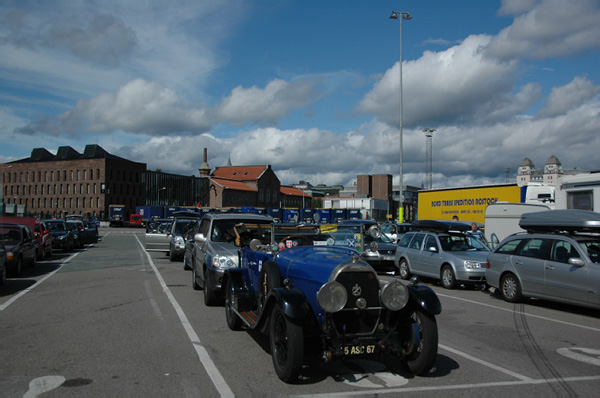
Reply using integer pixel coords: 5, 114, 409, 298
33, 221, 53, 260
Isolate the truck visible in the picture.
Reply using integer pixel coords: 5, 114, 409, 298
108, 204, 125, 227
555, 172, 600, 212
483, 203, 551, 248
417, 184, 521, 224
135, 205, 165, 226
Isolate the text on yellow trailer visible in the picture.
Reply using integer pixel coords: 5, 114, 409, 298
417, 184, 521, 224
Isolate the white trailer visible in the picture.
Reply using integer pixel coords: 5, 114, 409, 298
484, 202, 550, 248
555, 173, 600, 212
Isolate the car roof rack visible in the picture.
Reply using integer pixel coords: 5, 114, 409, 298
519, 209, 600, 233
411, 220, 470, 233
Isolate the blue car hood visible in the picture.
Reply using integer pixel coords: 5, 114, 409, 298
275, 246, 359, 285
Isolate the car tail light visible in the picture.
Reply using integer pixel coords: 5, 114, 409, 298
486, 260, 491, 269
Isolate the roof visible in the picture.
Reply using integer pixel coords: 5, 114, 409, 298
211, 165, 269, 181
411, 220, 470, 232
211, 178, 256, 192
280, 186, 311, 197
520, 157, 535, 167
8, 144, 142, 165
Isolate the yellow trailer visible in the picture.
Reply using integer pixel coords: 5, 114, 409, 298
417, 184, 521, 224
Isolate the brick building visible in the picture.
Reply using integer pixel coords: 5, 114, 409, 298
1, 144, 145, 220
209, 165, 282, 208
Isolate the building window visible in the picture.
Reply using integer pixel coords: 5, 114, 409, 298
83, 169, 87, 180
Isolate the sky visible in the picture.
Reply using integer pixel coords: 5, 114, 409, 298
1, 0, 599, 189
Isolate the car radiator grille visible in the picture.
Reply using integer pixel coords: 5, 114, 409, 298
331, 271, 381, 335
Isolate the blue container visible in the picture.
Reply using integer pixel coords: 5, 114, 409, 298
315, 209, 332, 224
347, 209, 362, 219
300, 208, 316, 223
283, 208, 300, 223
266, 207, 283, 222
332, 209, 347, 222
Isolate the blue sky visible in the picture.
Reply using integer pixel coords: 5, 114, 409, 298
1, 0, 599, 188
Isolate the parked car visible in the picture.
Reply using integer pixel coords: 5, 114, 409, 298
335, 219, 398, 274
33, 220, 53, 260
169, 211, 202, 262
144, 219, 173, 253
191, 213, 273, 305
0, 241, 7, 285
0, 223, 38, 276
183, 220, 200, 271
223, 222, 441, 382
486, 209, 600, 310
66, 220, 85, 249
381, 221, 413, 244
80, 221, 99, 244
43, 219, 75, 253
394, 220, 490, 289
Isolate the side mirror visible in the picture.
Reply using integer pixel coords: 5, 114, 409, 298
194, 233, 206, 242
569, 258, 585, 267
427, 246, 439, 253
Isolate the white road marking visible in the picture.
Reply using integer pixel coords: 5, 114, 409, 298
0, 251, 82, 312
134, 235, 234, 398
557, 347, 600, 366
439, 344, 532, 381
437, 293, 600, 333
23, 375, 65, 397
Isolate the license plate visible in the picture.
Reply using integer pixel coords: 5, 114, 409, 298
344, 344, 376, 355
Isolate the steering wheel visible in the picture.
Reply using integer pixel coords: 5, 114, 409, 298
280, 235, 312, 247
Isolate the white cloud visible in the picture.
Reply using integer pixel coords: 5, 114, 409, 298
486, 0, 600, 60
537, 76, 600, 118
498, 0, 537, 16
357, 35, 520, 128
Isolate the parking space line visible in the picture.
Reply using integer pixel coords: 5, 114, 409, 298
0, 250, 82, 312
437, 293, 600, 333
134, 235, 234, 398
439, 343, 532, 381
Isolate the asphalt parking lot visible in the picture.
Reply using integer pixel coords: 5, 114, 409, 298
1, 227, 599, 397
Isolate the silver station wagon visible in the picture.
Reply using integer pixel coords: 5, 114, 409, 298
394, 220, 490, 289
486, 210, 600, 310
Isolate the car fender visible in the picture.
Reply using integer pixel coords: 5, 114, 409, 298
407, 284, 442, 315
223, 269, 255, 312
270, 287, 310, 321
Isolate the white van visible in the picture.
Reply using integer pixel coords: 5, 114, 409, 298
484, 203, 550, 248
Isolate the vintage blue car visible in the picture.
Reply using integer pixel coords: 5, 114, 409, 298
223, 222, 442, 383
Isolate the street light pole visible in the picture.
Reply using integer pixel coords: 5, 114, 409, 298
423, 128, 436, 189
389, 10, 411, 222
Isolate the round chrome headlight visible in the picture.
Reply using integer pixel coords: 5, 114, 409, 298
380, 280, 409, 311
317, 281, 348, 313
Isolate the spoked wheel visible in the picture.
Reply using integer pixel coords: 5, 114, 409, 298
400, 306, 438, 376
500, 273, 523, 303
398, 259, 411, 280
440, 265, 456, 289
225, 278, 243, 331
270, 305, 303, 383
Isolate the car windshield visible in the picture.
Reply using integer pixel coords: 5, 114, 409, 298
439, 234, 490, 252
47, 222, 65, 231
579, 240, 600, 263
1, 226, 21, 243
174, 219, 196, 235
337, 225, 393, 244
212, 219, 272, 242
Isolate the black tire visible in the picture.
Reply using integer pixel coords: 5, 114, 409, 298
183, 252, 191, 270
192, 264, 201, 291
11, 257, 22, 277
0, 264, 6, 285
38, 246, 44, 261
258, 261, 282, 311
225, 278, 243, 331
169, 247, 177, 262
440, 265, 456, 289
29, 252, 36, 269
203, 267, 219, 306
400, 306, 438, 375
48, 245, 53, 258
270, 305, 304, 383
398, 259, 411, 280
500, 273, 523, 303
